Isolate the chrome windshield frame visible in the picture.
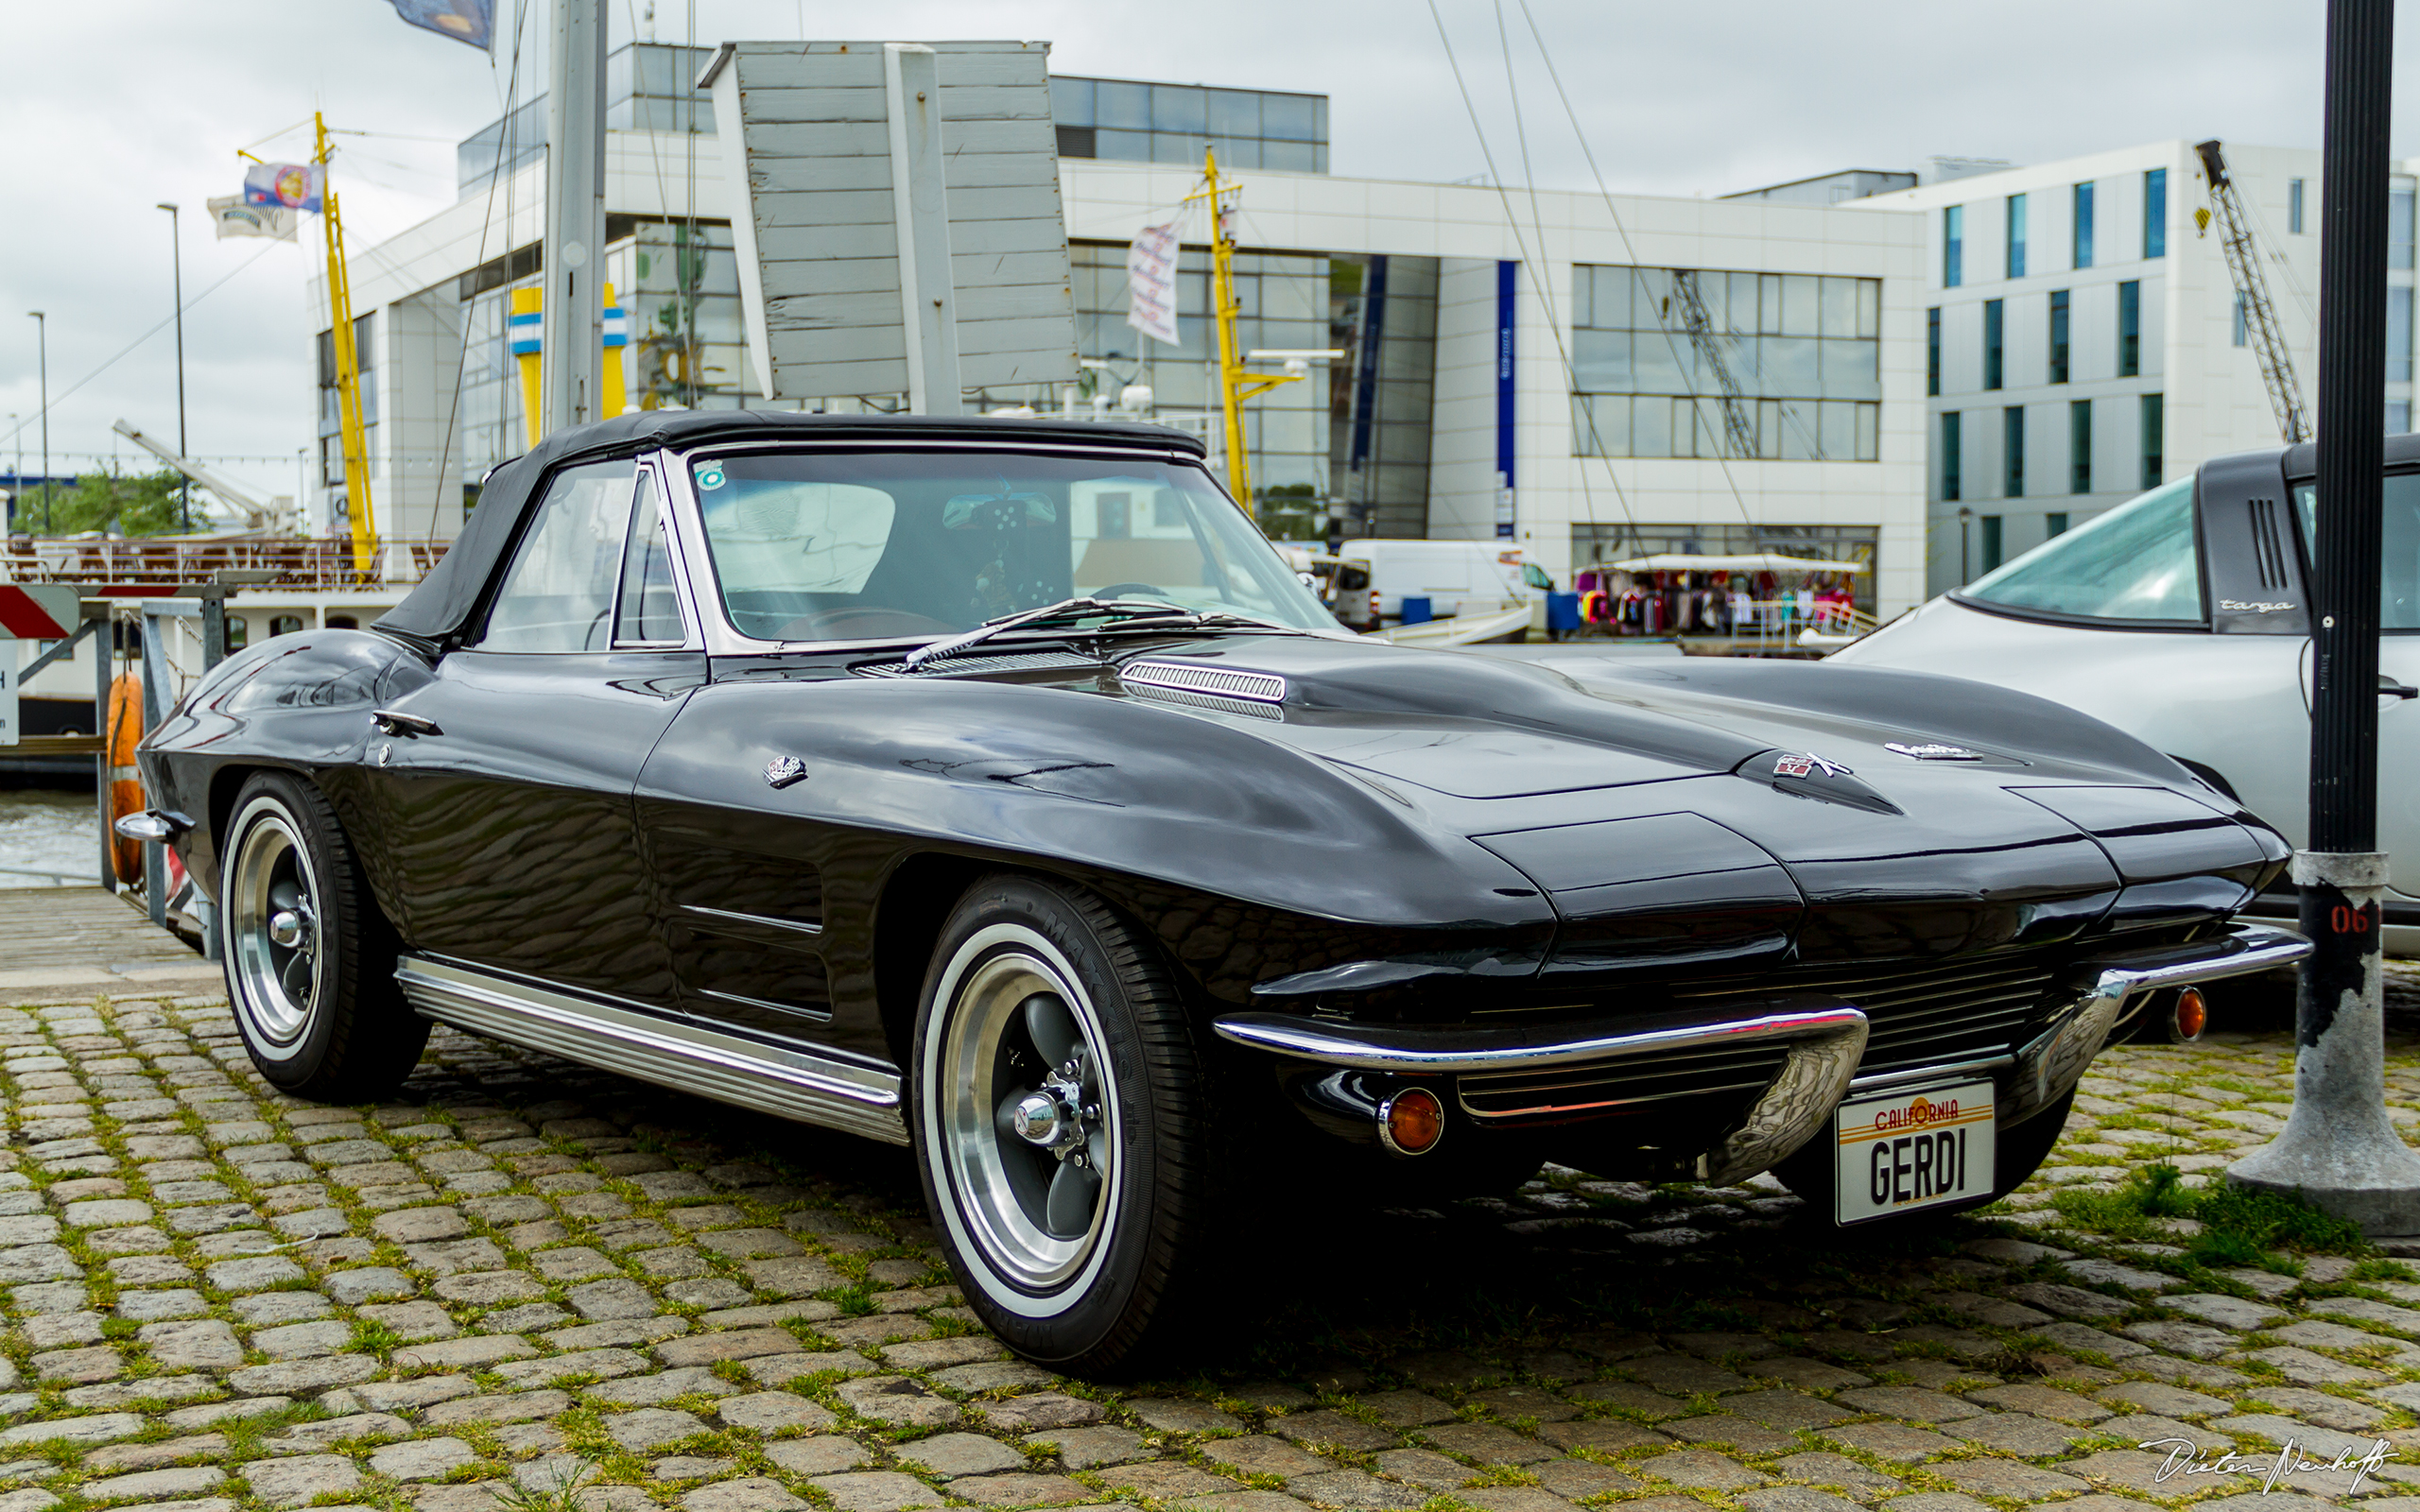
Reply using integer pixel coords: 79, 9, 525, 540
649, 437, 1333, 660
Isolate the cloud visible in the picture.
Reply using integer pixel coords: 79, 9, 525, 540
0, 0, 2384, 503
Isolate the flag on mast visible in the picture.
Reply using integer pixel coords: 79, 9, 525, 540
1126, 221, 1182, 347
386, 0, 495, 49
208, 196, 298, 242
243, 163, 322, 213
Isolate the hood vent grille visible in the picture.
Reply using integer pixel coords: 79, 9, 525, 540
1121, 660, 1287, 704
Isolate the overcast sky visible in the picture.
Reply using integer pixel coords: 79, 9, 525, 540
0, 0, 2405, 507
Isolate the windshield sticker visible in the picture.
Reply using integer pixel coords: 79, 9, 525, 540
697, 464, 727, 490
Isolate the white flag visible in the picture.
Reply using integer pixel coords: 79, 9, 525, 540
208, 195, 297, 243
1125, 221, 1182, 347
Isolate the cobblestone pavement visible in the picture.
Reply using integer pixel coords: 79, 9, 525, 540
4, 976, 2420, 1512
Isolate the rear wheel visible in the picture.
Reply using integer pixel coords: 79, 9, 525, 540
911, 874, 1212, 1374
1772, 1089, 2076, 1225
222, 772, 428, 1101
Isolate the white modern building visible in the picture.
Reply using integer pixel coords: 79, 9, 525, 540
1850, 141, 2396, 598
308, 43, 1931, 615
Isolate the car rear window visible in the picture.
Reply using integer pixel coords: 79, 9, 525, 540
1959, 477, 2204, 624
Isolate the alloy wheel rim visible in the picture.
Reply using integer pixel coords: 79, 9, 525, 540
935, 940, 1120, 1294
229, 810, 321, 1047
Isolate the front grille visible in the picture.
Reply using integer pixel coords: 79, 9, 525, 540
1458, 1039, 1791, 1122
1675, 952, 2059, 1076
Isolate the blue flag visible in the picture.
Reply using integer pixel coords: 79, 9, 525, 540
387, 0, 493, 50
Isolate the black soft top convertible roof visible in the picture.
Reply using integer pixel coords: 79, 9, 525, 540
373, 410, 1206, 650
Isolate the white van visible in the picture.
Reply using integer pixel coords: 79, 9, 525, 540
1329, 540, 1546, 630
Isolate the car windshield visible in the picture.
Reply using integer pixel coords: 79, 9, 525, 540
685, 450, 1336, 643
1959, 476, 2204, 623
2295, 474, 2420, 629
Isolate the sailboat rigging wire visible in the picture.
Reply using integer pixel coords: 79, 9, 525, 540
428, 0, 536, 542
1513, 0, 1815, 507
1422, 0, 1640, 558
3, 246, 281, 455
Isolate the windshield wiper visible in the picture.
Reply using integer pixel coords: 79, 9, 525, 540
901, 597, 1195, 670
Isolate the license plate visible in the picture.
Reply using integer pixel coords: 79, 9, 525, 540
1833, 1079, 1996, 1225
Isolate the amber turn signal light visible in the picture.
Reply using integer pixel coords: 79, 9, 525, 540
2174, 986, 2208, 1041
1378, 1086, 1444, 1156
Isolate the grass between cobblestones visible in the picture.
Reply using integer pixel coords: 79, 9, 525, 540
0, 971, 2419, 1512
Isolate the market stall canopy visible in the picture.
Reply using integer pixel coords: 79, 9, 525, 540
1602, 552, 1869, 574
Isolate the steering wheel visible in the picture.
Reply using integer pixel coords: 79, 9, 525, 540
1093, 583, 1176, 604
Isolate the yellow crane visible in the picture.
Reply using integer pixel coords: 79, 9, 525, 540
314, 113, 376, 576
1184, 148, 1302, 518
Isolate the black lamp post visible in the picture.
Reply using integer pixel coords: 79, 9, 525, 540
158, 202, 189, 533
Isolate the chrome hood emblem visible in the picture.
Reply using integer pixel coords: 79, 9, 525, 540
1773, 751, 1853, 779
763, 756, 809, 789
1884, 742, 1981, 762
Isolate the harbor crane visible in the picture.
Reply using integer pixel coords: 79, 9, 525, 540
2195, 139, 2310, 444
112, 420, 294, 535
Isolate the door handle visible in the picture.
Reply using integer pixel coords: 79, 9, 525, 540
372, 709, 443, 737
2382, 677, 2419, 701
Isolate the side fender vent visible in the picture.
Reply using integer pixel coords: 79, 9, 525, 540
1120, 660, 1287, 704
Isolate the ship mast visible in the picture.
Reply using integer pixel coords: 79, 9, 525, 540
313, 113, 377, 574
1187, 147, 1303, 519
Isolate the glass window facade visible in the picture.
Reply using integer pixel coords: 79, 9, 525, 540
1065, 241, 1332, 530
1943, 412, 1962, 501
2233, 294, 2249, 348
1051, 77, 1327, 173
2003, 406, 2024, 499
2144, 168, 2168, 259
2394, 181, 2416, 271
316, 314, 377, 500
1927, 306, 1940, 396
2006, 193, 2028, 279
1329, 254, 1440, 541
2141, 392, 2164, 489
1982, 299, 2003, 390
2048, 290, 2069, 383
2047, 511, 2069, 537
1981, 515, 2003, 574
2118, 281, 2141, 377
2290, 178, 2307, 235
2073, 182, 2095, 268
458, 43, 711, 199
2391, 284, 2412, 384
1569, 265, 1879, 461
1945, 205, 1963, 287
2069, 399, 2092, 494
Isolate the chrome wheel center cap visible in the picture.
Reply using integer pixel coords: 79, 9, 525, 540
268, 910, 306, 949
1011, 1091, 1064, 1146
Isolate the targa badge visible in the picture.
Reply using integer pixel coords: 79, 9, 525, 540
763, 756, 808, 789
697, 463, 727, 490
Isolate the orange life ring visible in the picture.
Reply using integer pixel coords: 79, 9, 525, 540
107, 673, 146, 885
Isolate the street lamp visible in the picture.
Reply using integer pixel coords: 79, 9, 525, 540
158, 202, 189, 533
26, 312, 46, 532
1957, 507, 1974, 585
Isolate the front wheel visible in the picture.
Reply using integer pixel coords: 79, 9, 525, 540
222, 771, 428, 1101
1772, 1089, 2076, 1226
910, 873, 1211, 1374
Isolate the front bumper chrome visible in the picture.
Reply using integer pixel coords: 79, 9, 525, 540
1215, 993, 1870, 1185
1217, 921, 2310, 1179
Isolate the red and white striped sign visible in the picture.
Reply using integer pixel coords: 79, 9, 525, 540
0, 585, 77, 640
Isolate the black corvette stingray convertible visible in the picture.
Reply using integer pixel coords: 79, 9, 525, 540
130, 411, 2306, 1370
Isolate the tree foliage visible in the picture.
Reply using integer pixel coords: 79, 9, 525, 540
38, 469, 192, 537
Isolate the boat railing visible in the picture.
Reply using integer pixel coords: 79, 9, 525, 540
0, 536, 447, 589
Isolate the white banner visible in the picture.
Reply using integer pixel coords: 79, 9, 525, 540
1125, 220, 1182, 347
209, 196, 297, 243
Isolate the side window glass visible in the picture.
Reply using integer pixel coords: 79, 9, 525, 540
2298, 476, 2420, 629
476, 461, 637, 652
615, 473, 686, 644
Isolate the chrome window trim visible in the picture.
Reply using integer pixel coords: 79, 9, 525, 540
652, 437, 1300, 660
610, 456, 707, 653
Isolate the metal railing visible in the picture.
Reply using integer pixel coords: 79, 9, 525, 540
0, 865, 99, 886
2, 536, 448, 588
